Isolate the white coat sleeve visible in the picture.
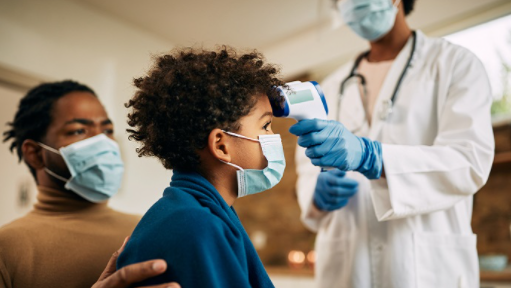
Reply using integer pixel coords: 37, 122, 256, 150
295, 144, 329, 232
295, 63, 353, 231
372, 49, 495, 221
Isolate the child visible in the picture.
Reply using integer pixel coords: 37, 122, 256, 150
117, 47, 286, 287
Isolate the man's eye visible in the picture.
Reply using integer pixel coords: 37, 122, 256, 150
68, 129, 85, 136
103, 129, 114, 135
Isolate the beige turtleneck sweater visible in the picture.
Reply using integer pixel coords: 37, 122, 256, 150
0, 186, 141, 288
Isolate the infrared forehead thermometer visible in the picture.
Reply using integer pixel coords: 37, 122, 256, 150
273, 81, 331, 172
272, 81, 329, 121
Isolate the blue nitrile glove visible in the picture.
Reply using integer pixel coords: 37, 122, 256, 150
314, 169, 358, 211
290, 119, 383, 179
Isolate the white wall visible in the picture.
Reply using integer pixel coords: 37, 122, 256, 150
0, 0, 175, 215
0, 84, 38, 226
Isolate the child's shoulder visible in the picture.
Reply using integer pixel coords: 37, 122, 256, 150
139, 189, 236, 240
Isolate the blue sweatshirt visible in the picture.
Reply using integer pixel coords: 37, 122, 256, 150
117, 171, 274, 288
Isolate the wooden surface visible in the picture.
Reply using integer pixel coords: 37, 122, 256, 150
481, 267, 511, 282
266, 266, 314, 277
494, 151, 511, 165
472, 123, 511, 264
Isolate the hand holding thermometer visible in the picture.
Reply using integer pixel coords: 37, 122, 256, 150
272, 81, 331, 171
272, 81, 329, 121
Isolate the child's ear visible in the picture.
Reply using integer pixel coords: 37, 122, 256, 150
207, 129, 232, 163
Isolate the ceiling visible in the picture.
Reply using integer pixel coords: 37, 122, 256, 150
73, 0, 335, 49
73, 0, 511, 78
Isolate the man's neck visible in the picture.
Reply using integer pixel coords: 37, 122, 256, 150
367, 20, 412, 62
36, 170, 68, 192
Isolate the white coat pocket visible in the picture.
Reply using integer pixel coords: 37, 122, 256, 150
315, 238, 354, 288
413, 232, 478, 288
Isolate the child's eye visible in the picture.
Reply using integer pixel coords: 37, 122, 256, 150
263, 121, 271, 131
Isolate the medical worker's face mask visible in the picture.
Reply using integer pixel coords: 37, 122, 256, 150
38, 133, 124, 203
220, 131, 286, 198
338, 0, 401, 41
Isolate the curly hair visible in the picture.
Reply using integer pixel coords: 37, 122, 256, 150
3, 80, 96, 178
126, 47, 285, 172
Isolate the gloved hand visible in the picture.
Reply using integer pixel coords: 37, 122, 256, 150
313, 169, 358, 211
289, 119, 383, 179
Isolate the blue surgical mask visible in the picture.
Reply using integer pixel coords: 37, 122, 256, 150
220, 131, 286, 198
38, 134, 124, 203
338, 0, 401, 41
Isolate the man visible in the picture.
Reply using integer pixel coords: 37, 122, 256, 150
0, 80, 175, 288
290, 0, 494, 287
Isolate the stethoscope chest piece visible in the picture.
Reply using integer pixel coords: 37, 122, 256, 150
338, 31, 417, 125
379, 99, 393, 121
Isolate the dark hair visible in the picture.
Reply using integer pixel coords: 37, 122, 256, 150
3, 80, 96, 177
126, 46, 284, 172
402, 0, 416, 16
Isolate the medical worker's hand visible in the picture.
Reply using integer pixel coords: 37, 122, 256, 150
313, 169, 358, 211
92, 237, 180, 288
289, 119, 383, 179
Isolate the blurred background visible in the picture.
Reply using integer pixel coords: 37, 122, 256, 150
1, 0, 511, 286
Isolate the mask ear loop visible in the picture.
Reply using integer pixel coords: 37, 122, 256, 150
393, 0, 401, 8
38, 142, 61, 155
222, 130, 259, 142
219, 130, 262, 170
37, 142, 69, 182
43, 168, 69, 182
219, 160, 245, 171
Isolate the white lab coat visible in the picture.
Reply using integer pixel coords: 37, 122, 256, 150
296, 30, 494, 288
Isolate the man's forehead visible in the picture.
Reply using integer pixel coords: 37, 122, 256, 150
51, 92, 109, 122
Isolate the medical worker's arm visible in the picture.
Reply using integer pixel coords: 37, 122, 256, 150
295, 145, 328, 231
293, 49, 494, 221
92, 237, 179, 288
290, 120, 382, 179
371, 50, 494, 221
313, 170, 359, 211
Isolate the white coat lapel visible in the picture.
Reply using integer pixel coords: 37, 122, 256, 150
369, 34, 415, 140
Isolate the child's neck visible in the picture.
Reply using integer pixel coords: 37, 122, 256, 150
201, 170, 238, 207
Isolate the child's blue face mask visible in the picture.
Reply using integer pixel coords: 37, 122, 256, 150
220, 131, 286, 198
338, 0, 400, 41
38, 134, 124, 203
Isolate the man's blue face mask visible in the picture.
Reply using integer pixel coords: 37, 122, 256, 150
38, 134, 124, 203
220, 131, 286, 198
338, 0, 401, 42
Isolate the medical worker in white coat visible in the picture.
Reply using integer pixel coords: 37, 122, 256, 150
289, 0, 495, 287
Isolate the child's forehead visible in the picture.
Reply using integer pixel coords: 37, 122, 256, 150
244, 95, 272, 116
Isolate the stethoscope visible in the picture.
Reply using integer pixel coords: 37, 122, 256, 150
337, 31, 417, 132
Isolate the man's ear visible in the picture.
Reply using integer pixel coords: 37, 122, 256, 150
207, 128, 232, 163
21, 139, 45, 171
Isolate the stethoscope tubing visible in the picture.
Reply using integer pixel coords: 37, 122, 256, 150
337, 31, 417, 124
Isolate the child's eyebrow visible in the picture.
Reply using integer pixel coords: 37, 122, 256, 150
259, 111, 273, 120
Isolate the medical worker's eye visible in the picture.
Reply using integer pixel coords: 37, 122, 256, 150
263, 121, 272, 131
103, 129, 114, 135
